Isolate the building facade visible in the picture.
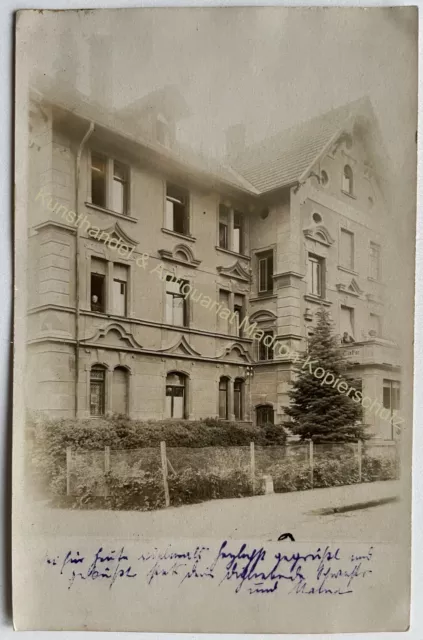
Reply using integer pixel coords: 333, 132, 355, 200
26, 86, 401, 439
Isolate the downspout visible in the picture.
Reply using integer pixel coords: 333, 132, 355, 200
75, 122, 95, 417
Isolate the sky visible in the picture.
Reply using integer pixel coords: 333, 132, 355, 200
23, 6, 417, 172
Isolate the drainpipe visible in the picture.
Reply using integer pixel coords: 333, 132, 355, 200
75, 122, 95, 417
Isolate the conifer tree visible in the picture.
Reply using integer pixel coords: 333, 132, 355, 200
284, 307, 367, 442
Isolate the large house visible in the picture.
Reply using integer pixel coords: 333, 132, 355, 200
26, 82, 401, 439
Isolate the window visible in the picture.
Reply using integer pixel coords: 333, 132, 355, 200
342, 165, 354, 195
340, 229, 354, 270
233, 211, 244, 254
307, 254, 324, 297
91, 153, 107, 208
91, 152, 129, 214
112, 161, 128, 215
258, 251, 274, 294
369, 313, 381, 337
256, 405, 274, 426
218, 289, 230, 334
112, 264, 128, 316
369, 242, 381, 280
166, 276, 188, 326
219, 204, 229, 249
166, 184, 189, 235
340, 305, 355, 342
165, 372, 186, 419
218, 377, 229, 419
112, 367, 128, 415
258, 331, 274, 361
233, 294, 245, 337
90, 366, 106, 416
217, 205, 246, 254
234, 379, 244, 420
90, 258, 107, 312
383, 380, 401, 439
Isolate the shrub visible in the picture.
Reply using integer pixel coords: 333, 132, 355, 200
169, 467, 258, 506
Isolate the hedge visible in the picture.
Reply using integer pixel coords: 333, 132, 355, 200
27, 414, 287, 492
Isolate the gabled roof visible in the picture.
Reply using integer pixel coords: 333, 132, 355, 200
229, 98, 374, 193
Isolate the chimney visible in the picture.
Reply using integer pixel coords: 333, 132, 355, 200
226, 124, 246, 157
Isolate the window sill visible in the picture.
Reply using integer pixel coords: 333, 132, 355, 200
341, 190, 357, 200
367, 276, 383, 284
161, 228, 196, 242
338, 265, 359, 276
249, 293, 277, 302
304, 294, 332, 306
215, 246, 251, 261
85, 202, 138, 223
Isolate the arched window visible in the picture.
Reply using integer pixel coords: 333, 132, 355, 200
112, 366, 129, 415
234, 378, 244, 420
218, 377, 229, 420
165, 372, 186, 419
256, 404, 274, 427
90, 365, 106, 416
342, 165, 353, 195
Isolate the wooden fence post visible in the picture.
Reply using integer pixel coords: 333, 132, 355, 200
250, 442, 256, 495
160, 441, 170, 507
357, 440, 362, 483
309, 440, 314, 489
66, 446, 72, 496
104, 446, 110, 497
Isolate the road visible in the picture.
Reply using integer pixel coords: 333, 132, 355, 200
21, 480, 402, 544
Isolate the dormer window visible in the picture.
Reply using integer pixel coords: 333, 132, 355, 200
342, 165, 354, 195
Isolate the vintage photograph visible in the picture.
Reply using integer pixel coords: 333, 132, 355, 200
13, 7, 417, 633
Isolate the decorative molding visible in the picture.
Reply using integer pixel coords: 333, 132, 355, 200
157, 335, 202, 358
249, 309, 277, 324
82, 322, 143, 350
274, 270, 304, 288
89, 221, 138, 248
217, 260, 251, 283
217, 342, 253, 363
32, 220, 77, 235
336, 278, 362, 297
303, 224, 335, 247
158, 243, 201, 268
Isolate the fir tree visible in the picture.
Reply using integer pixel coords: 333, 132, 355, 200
284, 307, 367, 442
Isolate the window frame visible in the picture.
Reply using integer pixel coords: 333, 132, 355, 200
234, 378, 244, 421
165, 372, 187, 419
342, 164, 354, 196
257, 250, 274, 294
90, 150, 130, 216
165, 183, 190, 236
256, 404, 275, 426
90, 366, 106, 417
340, 228, 355, 271
307, 253, 325, 298
218, 377, 229, 420
258, 330, 274, 361
340, 304, 355, 341
165, 275, 189, 327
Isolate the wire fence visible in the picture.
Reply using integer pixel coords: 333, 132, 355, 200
66, 439, 400, 508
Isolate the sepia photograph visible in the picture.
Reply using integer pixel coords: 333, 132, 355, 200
12, 6, 417, 633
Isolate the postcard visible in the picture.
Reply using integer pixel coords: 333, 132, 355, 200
13, 6, 417, 632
